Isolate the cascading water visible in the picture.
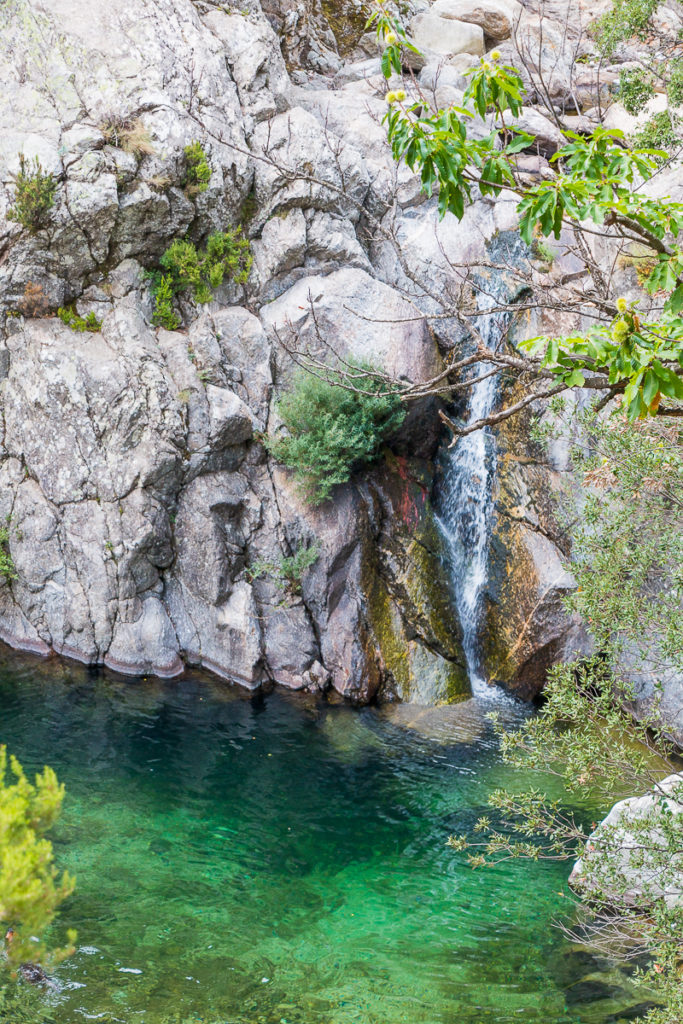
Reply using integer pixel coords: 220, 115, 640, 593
435, 302, 507, 697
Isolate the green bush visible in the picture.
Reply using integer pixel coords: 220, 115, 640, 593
57, 307, 102, 333
149, 230, 252, 327
151, 274, 181, 329
0, 746, 76, 968
266, 366, 406, 504
593, 0, 659, 56
667, 58, 683, 107
7, 155, 57, 234
0, 527, 16, 581
618, 68, 654, 115
631, 110, 681, 155
249, 543, 321, 595
183, 141, 211, 196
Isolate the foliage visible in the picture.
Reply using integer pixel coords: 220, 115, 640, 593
592, 0, 660, 56
631, 112, 681, 156
7, 155, 56, 234
367, 0, 683, 423
57, 307, 102, 333
618, 68, 654, 116
563, 411, 683, 676
450, 657, 683, 1024
182, 141, 211, 196
448, 407, 683, 1023
149, 230, 252, 328
266, 365, 406, 504
151, 273, 181, 330
0, 527, 16, 581
666, 59, 683, 108
248, 542, 321, 595
531, 237, 555, 264
0, 981, 57, 1022
0, 746, 76, 969
100, 115, 154, 156
520, 305, 683, 419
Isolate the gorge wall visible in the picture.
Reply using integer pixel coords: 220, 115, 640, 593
0, 0, 609, 703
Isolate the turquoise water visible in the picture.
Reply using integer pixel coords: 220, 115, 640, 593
0, 648, 647, 1024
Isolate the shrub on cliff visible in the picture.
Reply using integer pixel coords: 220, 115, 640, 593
266, 365, 406, 504
7, 155, 56, 234
149, 230, 252, 328
0, 527, 16, 582
0, 746, 76, 970
182, 141, 211, 196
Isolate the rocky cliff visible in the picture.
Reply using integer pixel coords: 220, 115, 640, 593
0, 0, 611, 702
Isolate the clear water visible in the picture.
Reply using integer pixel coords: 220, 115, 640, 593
0, 649, 646, 1024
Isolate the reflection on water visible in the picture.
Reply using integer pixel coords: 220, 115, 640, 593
0, 646, 646, 1023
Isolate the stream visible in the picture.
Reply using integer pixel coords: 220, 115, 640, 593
0, 648, 647, 1024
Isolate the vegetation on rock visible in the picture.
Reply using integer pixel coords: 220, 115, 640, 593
0, 746, 75, 970
266, 365, 406, 504
7, 155, 56, 234
182, 141, 211, 196
100, 115, 154, 156
0, 527, 16, 582
150, 230, 252, 328
16, 282, 51, 319
248, 542, 321, 595
57, 307, 102, 333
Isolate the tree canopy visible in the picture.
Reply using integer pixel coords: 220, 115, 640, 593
0, 746, 75, 970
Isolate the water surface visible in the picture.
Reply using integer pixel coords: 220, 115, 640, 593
0, 650, 646, 1023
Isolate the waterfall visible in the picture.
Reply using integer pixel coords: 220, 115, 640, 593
435, 303, 505, 697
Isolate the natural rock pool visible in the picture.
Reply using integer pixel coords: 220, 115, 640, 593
0, 650, 647, 1024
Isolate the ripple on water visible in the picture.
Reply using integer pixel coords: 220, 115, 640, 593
0, 645, 648, 1024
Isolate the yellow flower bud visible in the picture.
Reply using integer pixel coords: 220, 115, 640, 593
616, 297, 628, 313
385, 91, 397, 104
395, 89, 407, 101
489, 49, 501, 60
482, 61, 492, 72
385, 31, 398, 45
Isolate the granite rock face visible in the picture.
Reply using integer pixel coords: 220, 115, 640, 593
0, 0, 630, 707
570, 775, 683, 908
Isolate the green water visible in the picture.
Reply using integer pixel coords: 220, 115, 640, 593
0, 649, 648, 1024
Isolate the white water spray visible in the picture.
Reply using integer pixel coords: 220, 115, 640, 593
435, 304, 505, 697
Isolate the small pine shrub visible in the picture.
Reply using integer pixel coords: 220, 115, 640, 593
249, 542, 321, 594
151, 274, 181, 329
7, 155, 57, 234
149, 230, 252, 327
0, 526, 17, 581
57, 307, 102, 332
183, 141, 211, 195
266, 365, 406, 504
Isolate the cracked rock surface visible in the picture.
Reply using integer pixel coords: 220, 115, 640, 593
0, 0, 601, 703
